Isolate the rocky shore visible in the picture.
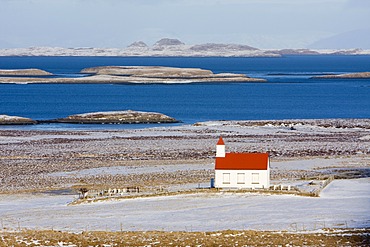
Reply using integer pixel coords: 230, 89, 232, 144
0, 68, 52, 76
0, 66, 265, 84
313, 71, 370, 79
0, 111, 178, 125
0, 115, 37, 125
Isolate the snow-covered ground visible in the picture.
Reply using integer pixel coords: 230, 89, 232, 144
0, 178, 368, 232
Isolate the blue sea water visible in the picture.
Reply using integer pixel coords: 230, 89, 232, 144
0, 56, 369, 130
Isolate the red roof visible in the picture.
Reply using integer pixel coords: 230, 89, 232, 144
215, 153, 269, 170
217, 136, 225, 145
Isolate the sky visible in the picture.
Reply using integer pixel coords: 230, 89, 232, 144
0, 0, 369, 49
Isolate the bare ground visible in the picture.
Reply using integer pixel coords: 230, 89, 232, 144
0, 119, 369, 193
0, 229, 369, 247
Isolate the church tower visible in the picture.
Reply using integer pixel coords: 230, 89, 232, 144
216, 136, 225, 157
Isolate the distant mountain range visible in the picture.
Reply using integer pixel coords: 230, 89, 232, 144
0, 38, 369, 57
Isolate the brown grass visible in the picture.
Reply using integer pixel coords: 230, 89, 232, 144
0, 229, 368, 247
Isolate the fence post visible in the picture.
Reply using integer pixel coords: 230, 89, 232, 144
290, 223, 297, 232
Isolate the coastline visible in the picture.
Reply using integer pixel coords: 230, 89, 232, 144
313, 71, 370, 79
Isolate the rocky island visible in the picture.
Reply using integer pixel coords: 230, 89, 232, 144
0, 115, 37, 125
80, 66, 264, 82
313, 72, 370, 79
81, 66, 215, 77
1, 38, 369, 57
0, 111, 178, 125
47, 110, 179, 124
0, 38, 278, 57
0, 68, 52, 76
0, 66, 266, 84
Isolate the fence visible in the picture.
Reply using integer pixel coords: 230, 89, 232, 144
309, 175, 335, 197
78, 186, 140, 199
0, 217, 352, 233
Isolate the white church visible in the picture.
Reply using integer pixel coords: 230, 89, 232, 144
214, 137, 270, 189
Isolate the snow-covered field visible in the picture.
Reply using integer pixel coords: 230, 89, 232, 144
0, 178, 368, 232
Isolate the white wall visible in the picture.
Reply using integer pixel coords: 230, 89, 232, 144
215, 169, 270, 189
216, 145, 225, 157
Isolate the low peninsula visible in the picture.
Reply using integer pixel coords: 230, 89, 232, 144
0, 115, 37, 125
0, 66, 266, 84
0, 68, 52, 76
0, 111, 179, 125
313, 72, 370, 79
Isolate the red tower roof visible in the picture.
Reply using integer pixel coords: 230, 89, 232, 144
217, 136, 225, 145
215, 152, 269, 170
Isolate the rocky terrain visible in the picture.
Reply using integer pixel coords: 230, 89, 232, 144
80, 65, 257, 81
0, 111, 178, 125
0, 38, 275, 57
1, 38, 369, 57
190, 43, 258, 52
0, 69, 52, 76
270, 49, 321, 55
49, 110, 179, 124
81, 66, 214, 77
0, 66, 266, 84
0, 119, 368, 193
0, 115, 36, 125
313, 71, 370, 79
